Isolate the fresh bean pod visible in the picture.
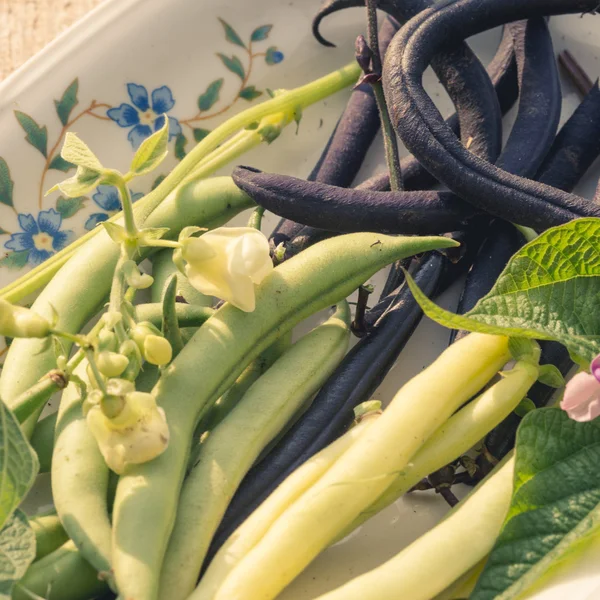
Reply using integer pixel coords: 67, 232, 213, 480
135, 303, 215, 329
233, 166, 478, 235
195, 413, 380, 600
51, 360, 113, 586
200, 334, 510, 600
14, 541, 108, 600
159, 302, 351, 600
210, 252, 445, 549
111, 231, 457, 600
270, 17, 399, 254
0, 177, 253, 437
382, 0, 600, 230
495, 18, 561, 177
29, 510, 69, 561
346, 359, 538, 535
30, 411, 57, 474
536, 80, 600, 191
314, 457, 515, 600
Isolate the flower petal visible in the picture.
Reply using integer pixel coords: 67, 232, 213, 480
127, 83, 150, 111
228, 274, 257, 312
17, 213, 38, 234
85, 213, 109, 231
167, 117, 182, 139
52, 229, 76, 251
561, 372, 600, 410
151, 85, 175, 114
229, 230, 272, 284
591, 355, 600, 383
131, 191, 144, 202
186, 262, 233, 301
92, 185, 121, 211
5, 233, 32, 252
107, 103, 140, 128
128, 124, 153, 150
37, 208, 62, 235
28, 248, 52, 265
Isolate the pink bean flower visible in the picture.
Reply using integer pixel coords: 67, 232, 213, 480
560, 356, 600, 422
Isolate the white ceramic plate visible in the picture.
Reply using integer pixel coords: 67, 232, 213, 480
2, 0, 600, 598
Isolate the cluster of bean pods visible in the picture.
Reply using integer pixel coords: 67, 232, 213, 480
5, 1, 600, 599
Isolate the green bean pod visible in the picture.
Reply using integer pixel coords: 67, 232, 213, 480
314, 457, 515, 600
51, 360, 113, 586
159, 301, 351, 600
207, 333, 510, 600
29, 510, 68, 561
150, 248, 213, 306
0, 176, 253, 437
111, 231, 457, 600
30, 411, 57, 474
14, 540, 108, 600
195, 412, 380, 600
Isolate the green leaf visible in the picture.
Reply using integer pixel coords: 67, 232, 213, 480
404, 219, 600, 363
0, 509, 36, 600
251, 25, 272, 42
56, 196, 85, 219
514, 397, 536, 417
193, 128, 211, 143
197, 79, 223, 112
218, 18, 247, 49
472, 408, 600, 600
0, 252, 29, 270
14, 112, 47, 158
239, 86, 263, 101
54, 78, 79, 126
0, 400, 38, 530
48, 155, 74, 173
174, 133, 187, 161
129, 119, 169, 177
217, 53, 245, 80
0, 159, 14, 209
59, 132, 103, 171
49, 167, 102, 198
537, 364, 566, 388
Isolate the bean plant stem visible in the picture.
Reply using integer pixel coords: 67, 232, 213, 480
248, 206, 265, 230
365, 0, 403, 191
114, 177, 137, 239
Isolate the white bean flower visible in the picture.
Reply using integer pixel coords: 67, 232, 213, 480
86, 380, 169, 474
181, 227, 272, 312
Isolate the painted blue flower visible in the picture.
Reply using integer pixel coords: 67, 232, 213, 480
4, 209, 75, 265
85, 185, 144, 231
107, 84, 182, 149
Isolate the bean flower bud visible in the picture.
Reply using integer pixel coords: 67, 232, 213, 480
86, 386, 169, 474
181, 227, 273, 312
96, 351, 129, 378
130, 321, 161, 354
0, 299, 51, 338
143, 335, 172, 366
123, 260, 154, 290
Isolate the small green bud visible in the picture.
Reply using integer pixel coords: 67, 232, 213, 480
120, 340, 143, 381
96, 351, 129, 378
98, 329, 119, 353
130, 321, 162, 354
82, 389, 103, 417
144, 335, 173, 366
0, 299, 51, 339
123, 260, 154, 290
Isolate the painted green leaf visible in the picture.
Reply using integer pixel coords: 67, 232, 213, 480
0, 509, 36, 600
405, 219, 600, 364
0, 400, 38, 530
48, 155, 75, 173
129, 119, 169, 176
0, 228, 8, 235
251, 25, 272, 42
239, 86, 263, 101
0, 252, 29, 270
472, 409, 600, 600
217, 53, 246, 80
174, 133, 188, 160
54, 79, 79, 126
151, 175, 166, 190
218, 18, 247, 49
14, 112, 48, 158
56, 196, 85, 219
197, 79, 224, 112
193, 128, 211, 143
0, 159, 14, 209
